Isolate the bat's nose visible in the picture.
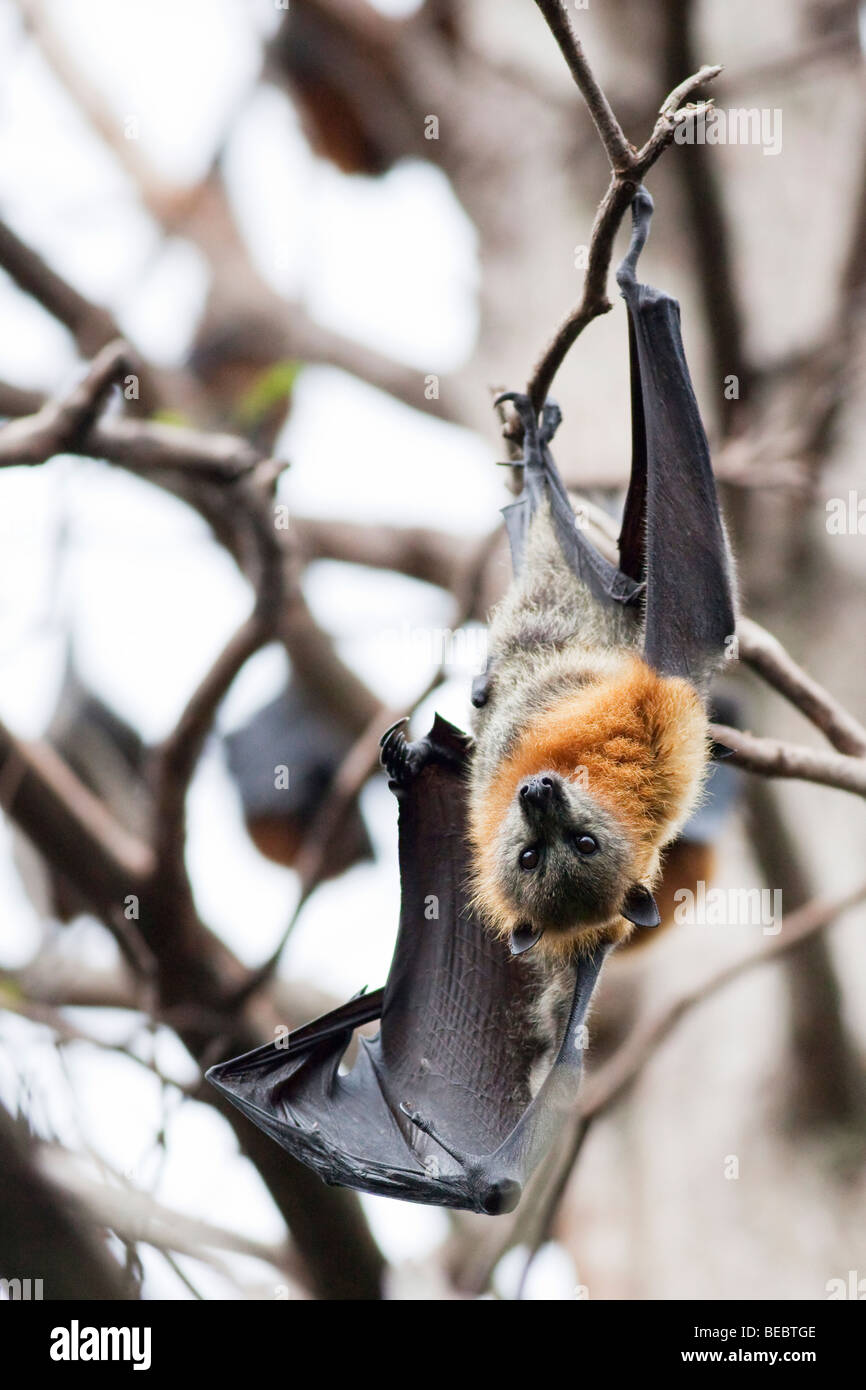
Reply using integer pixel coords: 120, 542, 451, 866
519, 774, 556, 809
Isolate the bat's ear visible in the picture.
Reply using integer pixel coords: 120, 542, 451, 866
509, 923, 543, 955
620, 883, 661, 928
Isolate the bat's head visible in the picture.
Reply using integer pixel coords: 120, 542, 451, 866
469, 656, 709, 959
479, 770, 658, 957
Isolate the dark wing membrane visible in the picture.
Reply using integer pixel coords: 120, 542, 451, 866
377, 720, 539, 1159
616, 187, 736, 687
209, 717, 552, 1213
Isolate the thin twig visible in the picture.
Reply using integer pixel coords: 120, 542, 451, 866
0, 379, 268, 478
0, 341, 130, 465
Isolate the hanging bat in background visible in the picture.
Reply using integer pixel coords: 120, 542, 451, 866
266, 1, 426, 177
207, 186, 736, 1214
224, 679, 374, 882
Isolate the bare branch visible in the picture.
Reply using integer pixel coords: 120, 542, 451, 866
0, 217, 167, 413
710, 722, 866, 799
0, 719, 155, 971
0, 219, 128, 359
525, 7, 721, 412
151, 612, 276, 895
41, 1147, 294, 1275
0, 378, 267, 478
0, 378, 52, 417
0, 341, 130, 466
737, 617, 866, 758
532, 1, 632, 169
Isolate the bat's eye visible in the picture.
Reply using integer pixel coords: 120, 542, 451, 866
519, 847, 539, 871
575, 834, 598, 856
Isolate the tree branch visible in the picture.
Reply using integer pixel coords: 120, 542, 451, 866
737, 617, 866, 758
525, 3, 720, 412
532, 0, 632, 169
710, 723, 866, 799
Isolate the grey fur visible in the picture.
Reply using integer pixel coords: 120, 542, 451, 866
470, 501, 639, 801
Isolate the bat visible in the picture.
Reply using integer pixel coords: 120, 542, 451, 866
207, 186, 736, 1214
469, 185, 736, 963
224, 678, 374, 881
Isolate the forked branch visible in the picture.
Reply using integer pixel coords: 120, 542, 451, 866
526, 0, 720, 412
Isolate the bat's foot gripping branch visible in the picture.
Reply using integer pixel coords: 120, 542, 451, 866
494, 391, 562, 454
615, 184, 654, 292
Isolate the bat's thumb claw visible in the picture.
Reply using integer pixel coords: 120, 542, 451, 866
380, 718, 411, 786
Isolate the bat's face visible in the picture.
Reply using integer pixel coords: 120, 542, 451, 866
468, 660, 706, 956
493, 771, 634, 933
473, 769, 663, 957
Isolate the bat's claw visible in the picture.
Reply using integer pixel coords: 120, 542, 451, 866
494, 390, 537, 445
381, 715, 472, 792
379, 720, 427, 789
494, 391, 561, 455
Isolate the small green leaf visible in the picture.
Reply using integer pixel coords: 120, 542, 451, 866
152, 407, 191, 427
236, 359, 303, 426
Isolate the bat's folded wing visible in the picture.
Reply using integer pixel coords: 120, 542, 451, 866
616, 186, 736, 687
208, 716, 606, 1214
